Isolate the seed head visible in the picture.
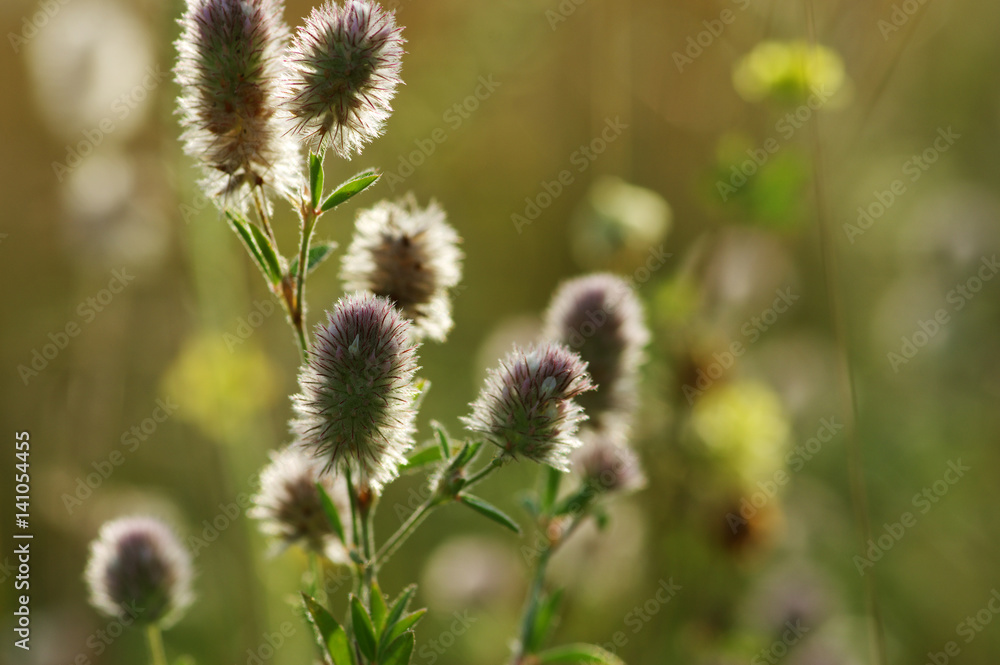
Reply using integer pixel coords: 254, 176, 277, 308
84, 516, 194, 627
572, 428, 646, 494
290, 292, 419, 491
175, 0, 301, 206
462, 343, 594, 470
340, 196, 462, 341
250, 446, 350, 560
543, 274, 649, 428
281, 0, 404, 156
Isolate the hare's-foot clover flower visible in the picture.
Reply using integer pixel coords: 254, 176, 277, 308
85, 516, 194, 627
463, 343, 594, 470
543, 274, 649, 428
291, 293, 419, 492
175, 0, 301, 205
281, 0, 404, 156
572, 428, 646, 494
251, 446, 350, 560
340, 196, 462, 341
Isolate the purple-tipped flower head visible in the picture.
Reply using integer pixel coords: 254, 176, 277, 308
463, 343, 595, 470
250, 446, 350, 560
340, 196, 462, 341
291, 292, 419, 491
84, 516, 194, 627
281, 0, 404, 156
543, 274, 649, 427
572, 428, 646, 494
175, 0, 300, 204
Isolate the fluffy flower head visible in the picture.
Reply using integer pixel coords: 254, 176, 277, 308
571, 428, 646, 494
340, 196, 462, 341
84, 516, 194, 627
281, 0, 404, 156
462, 343, 594, 470
175, 0, 300, 205
290, 292, 419, 491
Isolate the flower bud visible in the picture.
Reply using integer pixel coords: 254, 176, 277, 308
571, 428, 646, 494
84, 516, 194, 627
340, 196, 462, 341
462, 343, 594, 470
281, 0, 404, 156
290, 292, 419, 492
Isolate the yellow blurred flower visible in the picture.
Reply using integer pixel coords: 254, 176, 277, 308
733, 40, 846, 105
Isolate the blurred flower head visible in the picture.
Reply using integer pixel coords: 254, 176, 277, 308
462, 343, 594, 470
281, 0, 404, 156
175, 0, 301, 205
543, 273, 649, 429
291, 292, 419, 492
421, 536, 525, 612
250, 446, 350, 560
84, 516, 193, 627
733, 40, 846, 105
340, 195, 463, 341
571, 427, 646, 494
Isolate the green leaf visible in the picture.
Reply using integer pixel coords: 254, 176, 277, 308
316, 481, 347, 545
383, 584, 417, 638
226, 211, 272, 284
526, 589, 564, 653
412, 377, 431, 411
301, 593, 354, 665
383, 608, 427, 647
451, 440, 483, 469
400, 444, 444, 473
350, 594, 378, 662
535, 644, 625, 665
371, 580, 389, 635
431, 420, 451, 459
458, 494, 522, 534
247, 222, 283, 285
541, 466, 563, 514
320, 169, 381, 212
309, 152, 325, 210
289, 241, 338, 277
380, 632, 415, 665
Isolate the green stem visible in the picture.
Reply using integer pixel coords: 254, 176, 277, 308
463, 456, 504, 491
293, 207, 319, 361
511, 547, 552, 665
145, 624, 168, 665
372, 499, 434, 572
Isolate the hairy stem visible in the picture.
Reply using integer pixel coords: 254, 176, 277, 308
145, 625, 168, 665
372, 499, 433, 572
293, 205, 319, 361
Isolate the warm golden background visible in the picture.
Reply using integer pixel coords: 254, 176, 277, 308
3, 0, 1000, 663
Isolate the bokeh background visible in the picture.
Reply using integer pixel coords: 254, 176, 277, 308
3, 0, 1000, 663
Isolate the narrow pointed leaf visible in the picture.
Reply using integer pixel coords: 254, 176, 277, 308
226, 211, 272, 283
383, 584, 417, 638
383, 608, 427, 646
316, 481, 347, 545
412, 377, 431, 411
371, 580, 389, 635
247, 222, 282, 285
526, 588, 564, 652
380, 632, 415, 665
289, 241, 338, 277
320, 169, 381, 211
535, 644, 625, 665
351, 594, 378, 661
301, 593, 354, 665
458, 494, 521, 534
541, 466, 563, 514
431, 420, 451, 459
401, 444, 444, 473
309, 152, 325, 210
